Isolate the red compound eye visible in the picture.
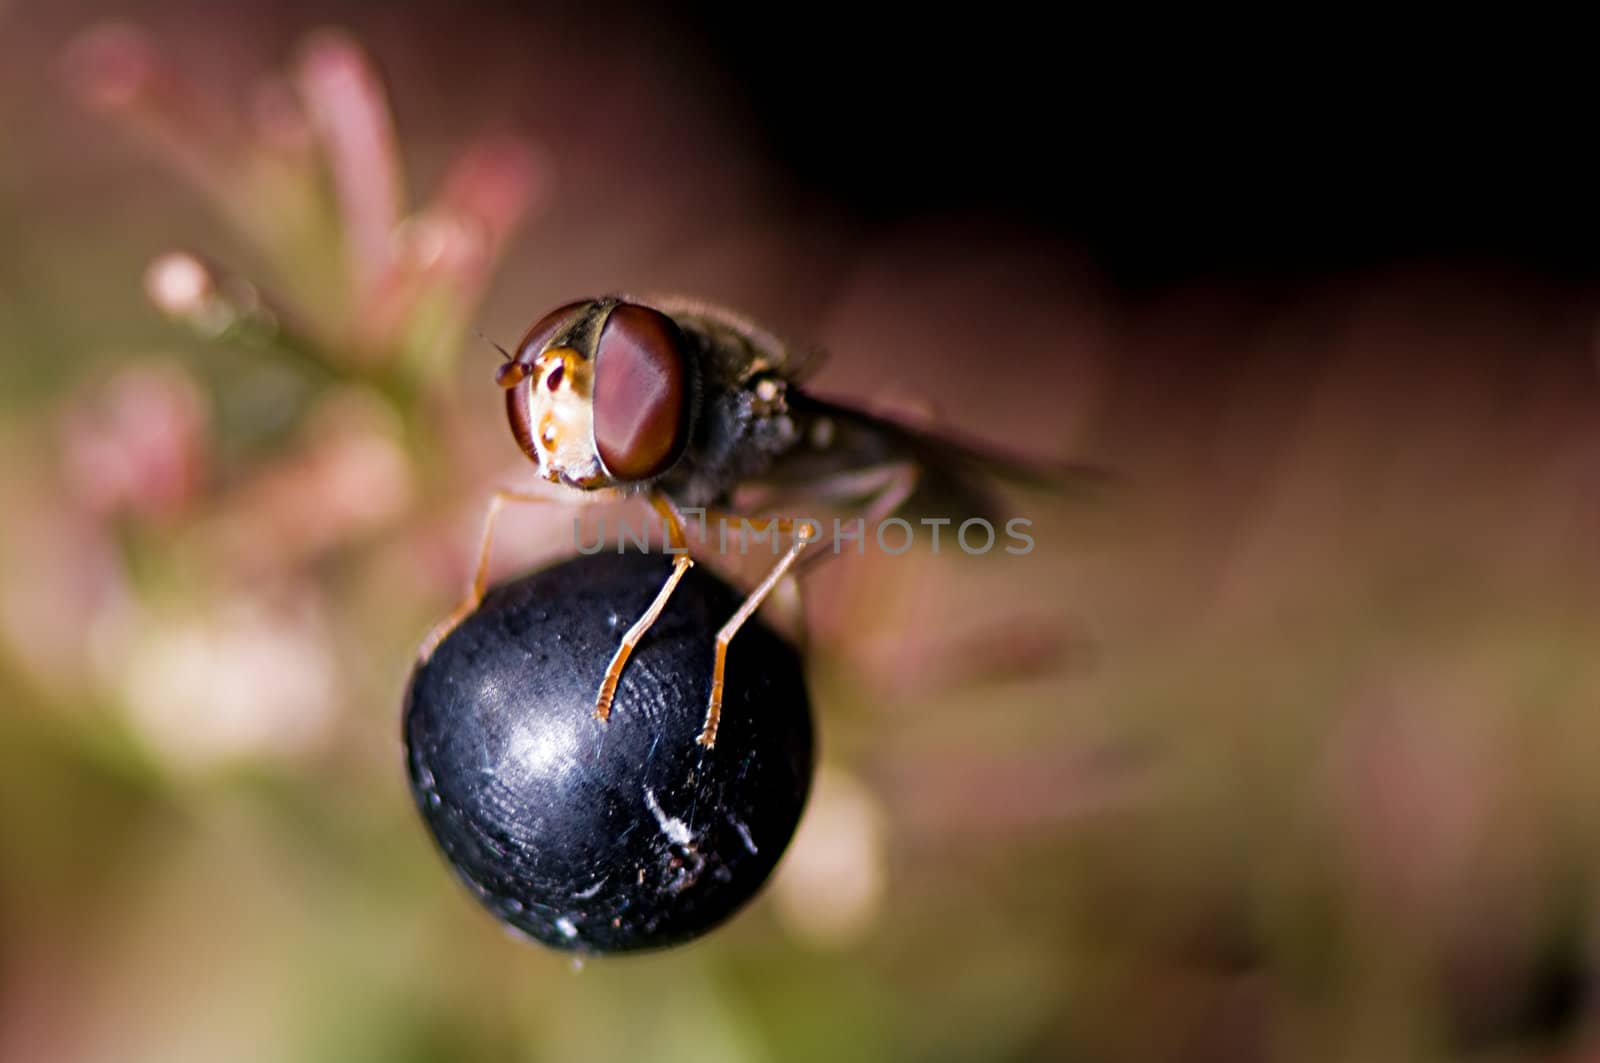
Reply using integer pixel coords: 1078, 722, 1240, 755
503, 300, 590, 386
505, 377, 537, 462
592, 303, 691, 481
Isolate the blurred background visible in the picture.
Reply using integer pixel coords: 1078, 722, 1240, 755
4, 4, 1600, 1061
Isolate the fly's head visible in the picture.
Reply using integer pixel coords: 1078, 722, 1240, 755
498, 298, 696, 491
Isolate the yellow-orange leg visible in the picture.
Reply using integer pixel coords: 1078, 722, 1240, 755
699, 516, 819, 748
419, 488, 561, 662
594, 493, 694, 723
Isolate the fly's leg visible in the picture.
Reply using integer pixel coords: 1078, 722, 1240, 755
698, 515, 819, 749
693, 464, 918, 747
594, 492, 694, 723
790, 461, 919, 575
419, 489, 559, 662
857, 463, 920, 522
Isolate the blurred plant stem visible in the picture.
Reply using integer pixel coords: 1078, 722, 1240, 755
5, 21, 550, 777
64, 22, 543, 407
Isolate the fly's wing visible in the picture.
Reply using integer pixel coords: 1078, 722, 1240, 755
761, 392, 1111, 524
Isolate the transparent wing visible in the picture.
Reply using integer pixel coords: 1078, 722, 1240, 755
759, 392, 1112, 524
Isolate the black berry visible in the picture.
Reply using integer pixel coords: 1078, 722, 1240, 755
404, 551, 814, 953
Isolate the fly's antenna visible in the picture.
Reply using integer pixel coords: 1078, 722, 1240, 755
475, 326, 514, 362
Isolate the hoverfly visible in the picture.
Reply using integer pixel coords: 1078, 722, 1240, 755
421, 296, 1092, 749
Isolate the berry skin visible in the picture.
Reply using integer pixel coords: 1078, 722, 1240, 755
404, 551, 813, 953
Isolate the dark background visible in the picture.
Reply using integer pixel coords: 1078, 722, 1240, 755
673, 13, 1597, 289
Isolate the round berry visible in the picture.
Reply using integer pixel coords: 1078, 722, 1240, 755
404, 551, 813, 953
